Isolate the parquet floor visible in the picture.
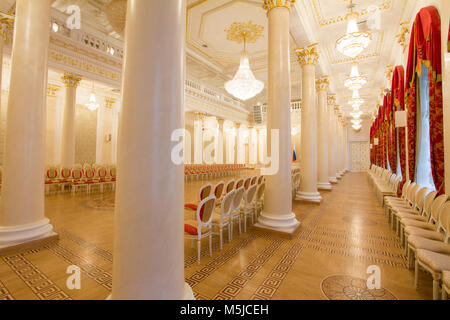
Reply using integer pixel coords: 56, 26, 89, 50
0, 172, 434, 300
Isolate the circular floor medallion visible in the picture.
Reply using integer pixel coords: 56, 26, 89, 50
321, 275, 397, 300
83, 194, 115, 210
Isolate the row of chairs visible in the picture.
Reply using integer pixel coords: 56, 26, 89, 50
45, 165, 117, 195
184, 164, 247, 181
184, 175, 265, 264
368, 165, 450, 300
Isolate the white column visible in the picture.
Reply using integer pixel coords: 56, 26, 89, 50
111, 100, 120, 165
61, 72, 82, 168
0, 0, 56, 251
112, 0, 193, 300
96, 103, 105, 165
226, 122, 235, 164
216, 118, 225, 164
335, 109, 343, 179
255, 1, 300, 235
235, 123, 243, 164
258, 127, 267, 165
295, 44, 322, 203
337, 114, 344, 177
316, 77, 332, 190
249, 127, 257, 165
327, 95, 338, 183
193, 112, 203, 164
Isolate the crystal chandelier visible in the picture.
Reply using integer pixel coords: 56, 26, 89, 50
85, 81, 100, 111
224, 21, 264, 101
336, 0, 372, 58
348, 89, 364, 107
344, 62, 367, 91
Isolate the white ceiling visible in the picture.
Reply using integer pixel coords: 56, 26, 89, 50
2, 0, 421, 117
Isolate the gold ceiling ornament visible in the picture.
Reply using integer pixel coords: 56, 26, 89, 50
396, 22, 410, 52
104, 97, 117, 109
47, 84, 61, 98
327, 95, 336, 106
385, 65, 394, 81
225, 21, 264, 45
61, 71, 82, 88
295, 43, 320, 66
263, 0, 296, 15
315, 76, 330, 91
105, 0, 127, 37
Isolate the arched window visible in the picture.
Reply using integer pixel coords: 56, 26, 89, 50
416, 62, 435, 190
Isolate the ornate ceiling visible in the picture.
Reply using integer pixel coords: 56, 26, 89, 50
3, 0, 422, 117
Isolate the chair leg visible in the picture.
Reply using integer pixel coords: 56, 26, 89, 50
415, 259, 419, 289
219, 227, 223, 250
238, 217, 241, 234
244, 214, 247, 233
407, 247, 414, 270
209, 233, 212, 257
433, 278, 440, 300
197, 239, 201, 265
443, 286, 448, 300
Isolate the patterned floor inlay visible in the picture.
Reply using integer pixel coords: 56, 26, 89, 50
0, 280, 14, 300
341, 216, 378, 226
82, 194, 115, 210
321, 275, 398, 300
3, 254, 71, 300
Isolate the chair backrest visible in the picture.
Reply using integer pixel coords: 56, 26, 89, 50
422, 190, 438, 218
214, 181, 225, 199
243, 177, 252, 191
400, 180, 411, 199
413, 187, 428, 213
199, 183, 212, 201
251, 176, 258, 185
235, 178, 244, 189
430, 194, 449, 225
98, 167, 107, 179
61, 167, 72, 179
245, 184, 258, 206
225, 180, 235, 194
436, 201, 450, 243
232, 187, 245, 211
222, 190, 235, 215
407, 184, 419, 206
46, 167, 58, 179
85, 168, 95, 179
257, 175, 264, 185
72, 168, 83, 180
197, 195, 216, 226
256, 183, 265, 202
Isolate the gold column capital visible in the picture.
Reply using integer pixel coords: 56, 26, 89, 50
315, 76, 329, 91
295, 43, 320, 66
0, 12, 14, 42
61, 72, 82, 88
327, 95, 336, 106
263, 0, 296, 14
385, 65, 394, 81
105, 97, 117, 109
47, 84, 61, 98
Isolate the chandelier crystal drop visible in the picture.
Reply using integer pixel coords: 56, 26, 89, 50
335, 0, 372, 58
348, 89, 364, 107
344, 62, 367, 91
225, 51, 264, 101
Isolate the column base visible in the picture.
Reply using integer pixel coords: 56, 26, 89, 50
318, 182, 332, 191
336, 173, 342, 179
329, 177, 338, 184
295, 191, 322, 203
0, 219, 57, 255
107, 283, 195, 300
253, 212, 300, 239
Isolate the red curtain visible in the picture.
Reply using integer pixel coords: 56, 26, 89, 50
406, 6, 444, 193
391, 66, 406, 181
386, 93, 397, 173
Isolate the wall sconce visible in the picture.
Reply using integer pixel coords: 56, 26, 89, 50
395, 110, 407, 128
105, 133, 112, 143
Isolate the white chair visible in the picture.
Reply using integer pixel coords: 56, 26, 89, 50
184, 195, 216, 265
184, 183, 212, 211
254, 183, 265, 218
212, 190, 234, 250
213, 181, 225, 205
229, 187, 245, 240
241, 184, 257, 232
